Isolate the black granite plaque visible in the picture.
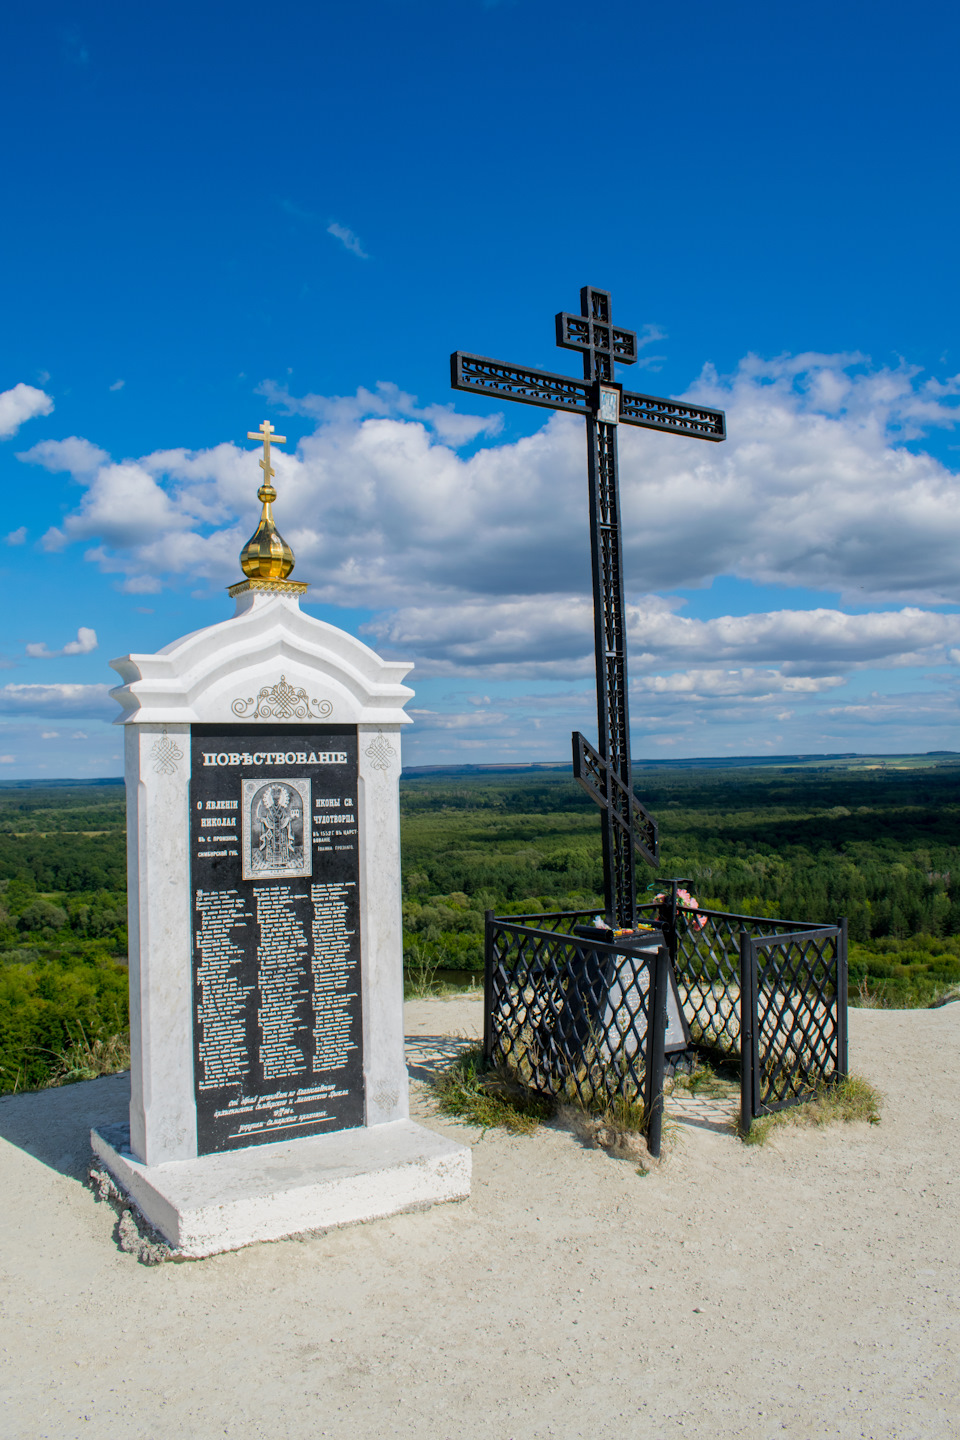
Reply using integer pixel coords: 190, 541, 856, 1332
189, 724, 363, 1154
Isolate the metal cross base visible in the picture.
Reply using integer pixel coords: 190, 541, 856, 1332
452, 287, 726, 929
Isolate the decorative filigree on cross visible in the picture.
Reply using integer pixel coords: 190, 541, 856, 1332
556, 285, 639, 381
149, 728, 184, 776
364, 730, 396, 772
231, 675, 333, 720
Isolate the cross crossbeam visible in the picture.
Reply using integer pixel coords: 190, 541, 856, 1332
451, 287, 726, 928
451, 353, 591, 416
248, 420, 287, 488
556, 285, 639, 379
452, 354, 725, 440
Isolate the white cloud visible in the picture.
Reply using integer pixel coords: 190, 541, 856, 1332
822, 691, 960, 727
366, 596, 960, 678
631, 323, 668, 372
257, 378, 503, 445
109, 379, 125, 391
0, 755, 14, 764
630, 668, 845, 698
118, 572, 163, 594
5, 527, 26, 546
630, 603, 960, 672
327, 222, 369, 259
19, 436, 109, 474
25, 627, 98, 659
30, 355, 960, 609
369, 596, 595, 676
0, 383, 53, 439
0, 683, 113, 717
41, 731, 60, 739
17, 353, 960, 690
408, 707, 511, 731
40, 461, 187, 551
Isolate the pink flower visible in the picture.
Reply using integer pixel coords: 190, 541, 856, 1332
653, 889, 708, 931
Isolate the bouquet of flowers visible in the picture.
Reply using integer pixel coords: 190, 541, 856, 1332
592, 916, 657, 936
653, 887, 708, 931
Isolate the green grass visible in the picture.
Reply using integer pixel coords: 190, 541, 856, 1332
740, 1072, 882, 1145
667, 1059, 739, 1102
44, 1025, 131, 1086
430, 1045, 654, 1163
430, 1045, 556, 1134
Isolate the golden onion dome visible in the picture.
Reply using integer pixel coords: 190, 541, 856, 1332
239, 479, 296, 580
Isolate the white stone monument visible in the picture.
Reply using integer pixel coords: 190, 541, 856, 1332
91, 422, 470, 1256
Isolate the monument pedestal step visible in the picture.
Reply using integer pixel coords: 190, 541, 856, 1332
92, 1119, 471, 1258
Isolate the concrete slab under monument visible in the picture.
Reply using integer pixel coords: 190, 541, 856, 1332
92, 1119, 470, 1258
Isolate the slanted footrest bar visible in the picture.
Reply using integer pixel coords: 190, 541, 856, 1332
572, 731, 658, 867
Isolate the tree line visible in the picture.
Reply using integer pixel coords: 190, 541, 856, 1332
3, 762, 959, 1089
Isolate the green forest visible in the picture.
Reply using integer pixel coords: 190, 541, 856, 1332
2, 756, 959, 1091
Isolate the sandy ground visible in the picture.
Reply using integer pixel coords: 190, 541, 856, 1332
1, 998, 958, 1440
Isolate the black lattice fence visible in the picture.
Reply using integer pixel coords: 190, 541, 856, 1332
739, 923, 848, 1132
635, 899, 824, 1060
483, 899, 849, 1144
483, 915, 670, 1156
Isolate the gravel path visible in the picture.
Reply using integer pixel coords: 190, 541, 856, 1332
1, 997, 957, 1439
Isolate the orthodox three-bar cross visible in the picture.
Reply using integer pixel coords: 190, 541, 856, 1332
451, 286, 727, 929
248, 420, 286, 487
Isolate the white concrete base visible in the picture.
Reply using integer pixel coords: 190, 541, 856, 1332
91, 1120, 471, 1258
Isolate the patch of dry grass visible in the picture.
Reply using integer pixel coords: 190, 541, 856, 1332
430, 1046, 556, 1134
44, 1028, 130, 1087
431, 1045, 660, 1168
558, 1094, 651, 1165
740, 1072, 882, 1145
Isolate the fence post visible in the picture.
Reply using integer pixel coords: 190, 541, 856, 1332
739, 930, 753, 1136
836, 916, 849, 1080
644, 944, 669, 1159
483, 910, 495, 1064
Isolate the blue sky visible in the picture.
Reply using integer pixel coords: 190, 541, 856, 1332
2, 0, 960, 777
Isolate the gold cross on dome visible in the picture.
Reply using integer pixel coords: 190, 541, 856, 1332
247, 420, 287, 486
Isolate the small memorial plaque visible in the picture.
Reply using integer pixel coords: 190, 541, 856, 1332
189, 723, 363, 1154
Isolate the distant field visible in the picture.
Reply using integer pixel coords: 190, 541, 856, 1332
2, 759, 959, 1090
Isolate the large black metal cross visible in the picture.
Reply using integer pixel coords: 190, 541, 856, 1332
452, 286, 726, 929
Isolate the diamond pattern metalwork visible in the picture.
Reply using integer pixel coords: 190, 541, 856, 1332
491, 907, 849, 1142
483, 915, 670, 1154
742, 927, 848, 1123
634, 901, 824, 1058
